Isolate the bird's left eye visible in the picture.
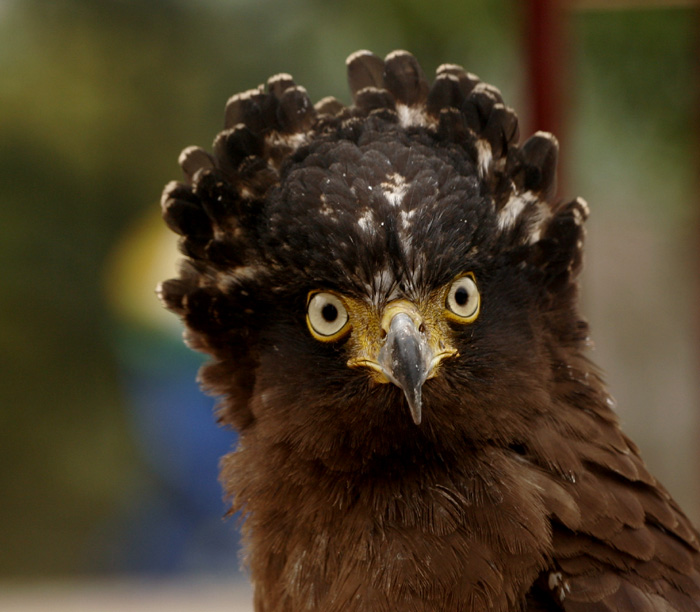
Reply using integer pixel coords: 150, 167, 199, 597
306, 291, 350, 341
445, 273, 480, 322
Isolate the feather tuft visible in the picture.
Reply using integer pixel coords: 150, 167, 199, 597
346, 50, 385, 99
383, 50, 429, 107
519, 132, 559, 199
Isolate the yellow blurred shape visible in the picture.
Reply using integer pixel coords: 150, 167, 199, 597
105, 209, 183, 332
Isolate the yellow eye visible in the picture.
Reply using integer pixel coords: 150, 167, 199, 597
445, 273, 480, 322
306, 291, 350, 341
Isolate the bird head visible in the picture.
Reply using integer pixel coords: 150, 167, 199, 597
159, 51, 590, 463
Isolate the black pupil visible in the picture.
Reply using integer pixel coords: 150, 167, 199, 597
321, 303, 338, 322
455, 286, 469, 307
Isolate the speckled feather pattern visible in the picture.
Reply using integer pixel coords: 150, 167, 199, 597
159, 50, 700, 611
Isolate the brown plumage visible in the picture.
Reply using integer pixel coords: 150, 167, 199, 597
159, 50, 700, 611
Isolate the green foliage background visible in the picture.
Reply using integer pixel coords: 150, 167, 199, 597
0, 0, 697, 577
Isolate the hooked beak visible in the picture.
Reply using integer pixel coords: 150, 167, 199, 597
347, 300, 458, 425
377, 312, 432, 425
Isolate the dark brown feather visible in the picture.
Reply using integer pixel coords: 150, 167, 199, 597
383, 50, 429, 106
347, 50, 385, 99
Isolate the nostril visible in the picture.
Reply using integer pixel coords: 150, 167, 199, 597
379, 328, 387, 339
418, 322, 425, 334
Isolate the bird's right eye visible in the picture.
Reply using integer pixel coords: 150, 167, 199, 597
444, 273, 480, 322
306, 291, 350, 342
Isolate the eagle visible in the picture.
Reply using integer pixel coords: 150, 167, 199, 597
158, 50, 700, 611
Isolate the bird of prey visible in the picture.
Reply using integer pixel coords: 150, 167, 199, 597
159, 50, 700, 611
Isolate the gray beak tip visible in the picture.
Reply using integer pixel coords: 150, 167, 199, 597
408, 397, 422, 426
405, 382, 423, 425
378, 312, 430, 426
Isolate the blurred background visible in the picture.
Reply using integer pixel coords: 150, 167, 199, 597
1, 0, 698, 608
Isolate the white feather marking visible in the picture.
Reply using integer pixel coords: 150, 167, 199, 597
537, 201, 559, 241
227, 86, 264, 106
396, 104, 430, 128
575, 197, 590, 219
357, 208, 376, 233
571, 197, 590, 225
475, 139, 492, 178
267, 72, 293, 85
498, 189, 554, 244
396, 209, 416, 256
381, 173, 408, 207
265, 130, 308, 152
363, 267, 397, 304
399, 208, 416, 229
548, 572, 562, 591
547, 571, 570, 602
529, 228, 543, 244
319, 194, 335, 218
346, 49, 374, 65
498, 190, 536, 231
527, 205, 553, 244
473, 81, 503, 99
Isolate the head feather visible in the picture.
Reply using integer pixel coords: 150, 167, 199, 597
159, 50, 588, 427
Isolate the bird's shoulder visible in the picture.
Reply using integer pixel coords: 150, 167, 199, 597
519, 400, 700, 612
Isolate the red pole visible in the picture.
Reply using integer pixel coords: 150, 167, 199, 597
525, 0, 567, 136
694, 3, 700, 521
524, 0, 569, 193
